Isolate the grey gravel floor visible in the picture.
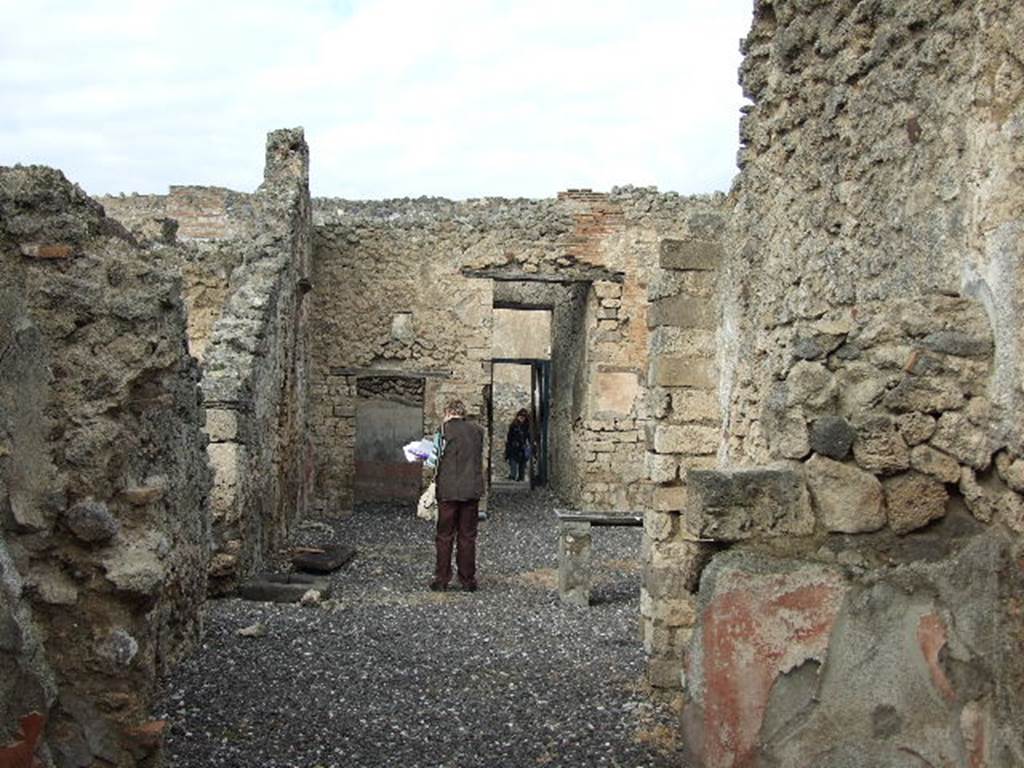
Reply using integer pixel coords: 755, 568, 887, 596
157, 487, 685, 768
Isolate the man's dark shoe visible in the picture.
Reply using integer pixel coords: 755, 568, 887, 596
429, 580, 447, 592
460, 582, 478, 592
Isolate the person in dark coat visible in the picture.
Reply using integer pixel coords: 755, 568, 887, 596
504, 408, 532, 481
431, 399, 485, 592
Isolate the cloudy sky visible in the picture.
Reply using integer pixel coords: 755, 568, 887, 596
0, 1, 753, 200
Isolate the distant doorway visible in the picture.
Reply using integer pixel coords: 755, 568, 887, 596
489, 307, 552, 489
353, 376, 424, 504
489, 358, 550, 487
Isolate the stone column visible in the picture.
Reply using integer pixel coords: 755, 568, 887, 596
558, 521, 592, 607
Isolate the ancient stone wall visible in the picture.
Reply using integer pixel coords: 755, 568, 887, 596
99, 189, 252, 361
308, 188, 726, 513
667, 1, 1024, 764
201, 129, 315, 593
98, 130, 315, 595
0, 166, 210, 765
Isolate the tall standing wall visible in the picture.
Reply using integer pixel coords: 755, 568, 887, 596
670, 2, 1024, 765
100, 130, 316, 595
0, 167, 210, 766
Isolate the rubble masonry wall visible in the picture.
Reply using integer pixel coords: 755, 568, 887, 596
0, 166, 210, 766
100, 129, 316, 595
671, 1, 1024, 764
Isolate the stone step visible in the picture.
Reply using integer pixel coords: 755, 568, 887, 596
291, 544, 356, 574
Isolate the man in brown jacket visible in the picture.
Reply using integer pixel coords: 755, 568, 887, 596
431, 399, 485, 592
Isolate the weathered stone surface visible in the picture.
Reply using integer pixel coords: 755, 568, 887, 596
96, 629, 139, 669
681, 468, 814, 541
102, 538, 167, 596
645, 452, 678, 484
652, 424, 719, 455
669, 388, 719, 423
929, 412, 992, 470
62, 499, 119, 544
909, 444, 961, 484
921, 330, 992, 358
558, 522, 591, 607
647, 293, 716, 329
643, 509, 675, 542
809, 415, 855, 460
853, 415, 910, 474
958, 466, 1024, 528
884, 472, 949, 535
27, 564, 78, 606
2, 162, 210, 764
804, 455, 885, 534
640, 587, 698, 626
651, 484, 686, 511
770, 409, 810, 460
785, 362, 836, 412
895, 412, 937, 446
291, 544, 356, 574
659, 238, 721, 271
648, 356, 716, 389
204, 409, 239, 442
995, 452, 1024, 494
882, 375, 966, 413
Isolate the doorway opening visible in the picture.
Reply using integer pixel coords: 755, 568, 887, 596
489, 359, 551, 487
353, 376, 425, 504
489, 306, 553, 489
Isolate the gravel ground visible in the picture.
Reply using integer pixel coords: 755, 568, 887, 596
157, 487, 686, 768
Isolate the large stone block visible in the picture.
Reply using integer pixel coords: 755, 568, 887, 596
646, 294, 716, 329
659, 238, 722, 271
652, 424, 719, 456
929, 411, 992, 470
643, 508, 676, 541
649, 356, 717, 388
884, 471, 949, 534
680, 468, 814, 541
645, 452, 679, 484
909, 444, 961, 483
804, 454, 885, 533
670, 388, 720, 423
809, 415, 855, 460
853, 415, 910, 474
651, 484, 686, 511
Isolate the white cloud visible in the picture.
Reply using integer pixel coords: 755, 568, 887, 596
0, 0, 752, 199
